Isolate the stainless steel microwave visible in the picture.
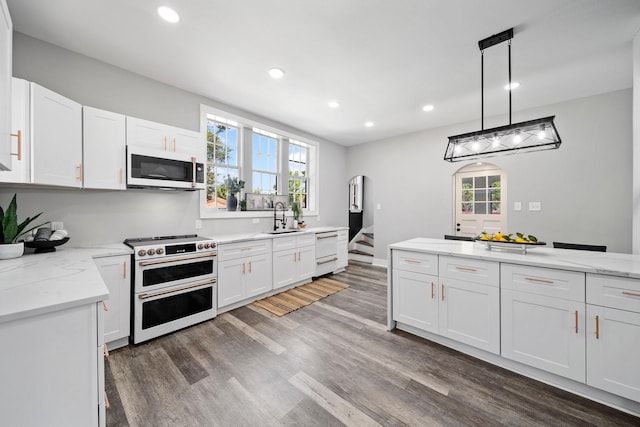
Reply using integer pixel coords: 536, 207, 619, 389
127, 146, 205, 190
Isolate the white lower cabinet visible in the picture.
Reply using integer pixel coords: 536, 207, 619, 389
0, 302, 104, 426
273, 234, 316, 290
502, 289, 585, 381
217, 239, 272, 308
586, 274, 640, 402
392, 269, 438, 333
439, 277, 500, 354
94, 255, 130, 347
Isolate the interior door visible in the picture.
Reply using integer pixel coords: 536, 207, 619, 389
454, 167, 506, 237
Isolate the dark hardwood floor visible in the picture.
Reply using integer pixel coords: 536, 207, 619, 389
105, 261, 640, 426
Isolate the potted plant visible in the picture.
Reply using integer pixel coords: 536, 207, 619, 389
291, 201, 304, 228
224, 175, 245, 211
0, 194, 46, 259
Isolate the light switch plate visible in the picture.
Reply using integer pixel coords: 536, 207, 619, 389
529, 201, 541, 211
514, 202, 522, 211
195, 219, 202, 229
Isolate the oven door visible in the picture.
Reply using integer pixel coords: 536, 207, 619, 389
133, 279, 217, 344
134, 252, 216, 294
127, 146, 205, 190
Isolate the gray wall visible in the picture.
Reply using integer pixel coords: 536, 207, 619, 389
347, 89, 633, 260
1, 33, 348, 245
633, 31, 640, 254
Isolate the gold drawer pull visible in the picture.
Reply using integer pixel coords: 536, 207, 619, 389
595, 315, 600, 339
10, 130, 22, 160
456, 266, 477, 272
622, 291, 640, 297
575, 310, 579, 334
524, 277, 554, 284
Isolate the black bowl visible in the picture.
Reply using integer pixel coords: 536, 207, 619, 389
24, 237, 70, 254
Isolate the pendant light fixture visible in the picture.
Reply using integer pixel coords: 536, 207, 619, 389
444, 28, 561, 162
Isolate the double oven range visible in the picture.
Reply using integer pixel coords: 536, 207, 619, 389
124, 235, 217, 344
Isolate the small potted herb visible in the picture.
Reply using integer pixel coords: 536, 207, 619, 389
291, 201, 304, 228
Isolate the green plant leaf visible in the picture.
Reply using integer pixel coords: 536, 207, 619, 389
2, 195, 18, 244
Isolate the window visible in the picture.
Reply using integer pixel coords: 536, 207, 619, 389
288, 140, 308, 208
200, 104, 318, 218
206, 116, 239, 209
252, 129, 278, 195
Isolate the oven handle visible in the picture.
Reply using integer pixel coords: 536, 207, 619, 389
138, 252, 217, 267
138, 278, 217, 300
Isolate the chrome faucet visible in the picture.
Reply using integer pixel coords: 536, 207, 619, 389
274, 201, 287, 231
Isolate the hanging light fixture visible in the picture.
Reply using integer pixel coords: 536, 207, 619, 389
444, 28, 561, 162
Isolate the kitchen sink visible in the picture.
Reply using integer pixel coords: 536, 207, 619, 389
266, 229, 302, 234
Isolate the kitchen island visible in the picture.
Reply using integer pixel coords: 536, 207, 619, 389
0, 244, 132, 427
388, 238, 640, 417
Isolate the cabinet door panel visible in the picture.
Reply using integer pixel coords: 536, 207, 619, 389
246, 255, 272, 297
273, 248, 297, 290
297, 245, 316, 280
440, 278, 500, 354
587, 305, 640, 402
83, 107, 126, 190
0, 0, 10, 171
502, 289, 585, 381
0, 78, 29, 182
218, 258, 246, 308
126, 116, 168, 150
171, 127, 202, 154
95, 255, 130, 344
392, 269, 438, 333
31, 83, 82, 187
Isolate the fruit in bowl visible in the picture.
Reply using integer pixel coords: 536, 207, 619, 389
477, 231, 538, 243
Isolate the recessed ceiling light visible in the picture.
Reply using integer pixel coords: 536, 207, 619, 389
328, 100, 341, 109
364, 121, 374, 127
268, 68, 285, 79
157, 6, 180, 23
504, 82, 520, 90
422, 104, 434, 112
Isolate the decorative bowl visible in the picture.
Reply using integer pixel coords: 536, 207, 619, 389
24, 237, 70, 254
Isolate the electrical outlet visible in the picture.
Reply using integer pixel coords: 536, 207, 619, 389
529, 201, 541, 211
51, 221, 64, 231
252, 218, 260, 224
195, 220, 202, 229
514, 202, 522, 211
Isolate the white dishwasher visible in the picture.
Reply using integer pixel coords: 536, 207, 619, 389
315, 231, 338, 276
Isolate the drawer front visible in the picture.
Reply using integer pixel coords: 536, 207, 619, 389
587, 274, 640, 312
392, 250, 438, 275
296, 233, 316, 248
218, 239, 271, 261
272, 236, 297, 252
438, 256, 499, 286
502, 264, 585, 302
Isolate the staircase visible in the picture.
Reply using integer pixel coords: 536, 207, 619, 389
349, 231, 374, 264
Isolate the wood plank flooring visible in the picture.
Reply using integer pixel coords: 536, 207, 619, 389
105, 261, 640, 426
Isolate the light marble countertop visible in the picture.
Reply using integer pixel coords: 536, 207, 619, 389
0, 244, 132, 324
211, 226, 348, 244
389, 238, 640, 279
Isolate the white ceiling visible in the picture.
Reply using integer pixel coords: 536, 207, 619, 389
6, 0, 640, 146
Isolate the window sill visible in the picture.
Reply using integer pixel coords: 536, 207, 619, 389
199, 209, 318, 220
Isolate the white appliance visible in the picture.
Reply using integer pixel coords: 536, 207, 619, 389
315, 231, 338, 276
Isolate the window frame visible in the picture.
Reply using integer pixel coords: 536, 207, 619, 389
199, 104, 319, 219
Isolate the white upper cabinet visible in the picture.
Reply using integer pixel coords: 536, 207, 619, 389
0, 78, 30, 183
31, 83, 82, 187
126, 116, 202, 155
83, 106, 126, 190
0, 0, 12, 171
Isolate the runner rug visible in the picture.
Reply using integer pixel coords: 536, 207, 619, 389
253, 277, 349, 316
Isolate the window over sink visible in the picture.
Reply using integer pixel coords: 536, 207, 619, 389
200, 104, 318, 219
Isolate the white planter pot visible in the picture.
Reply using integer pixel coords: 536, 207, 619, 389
0, 242, 25, 260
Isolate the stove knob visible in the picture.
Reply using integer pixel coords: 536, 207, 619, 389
204, 243, 211, 249
198, 243, 204, 250
211, 242, 216, 249
138, 249, 147, 257
148, 248, 156, 255
157, 248, 164, 255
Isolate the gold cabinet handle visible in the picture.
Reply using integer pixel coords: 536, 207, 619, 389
524, 277, 554, 284
575, 310, 579, 334
119, 168, 123, 185
441, 284, 445, 301
249, 261, 252, 273
242, 262, 246, 274
122, 261, 127, 278
191, 156, 197, 188
103, 343, 110, 358
431, 282, 435, 299
103, 301, 108, 312
163, 136, 167, 150
173, 137, 177, 152
455, 266, 477, 272
595, 315, 600, 339
10, 130, 22, 160
76, 163, 83, 181
622, 291, 640, 297
105, 391, 110, 409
